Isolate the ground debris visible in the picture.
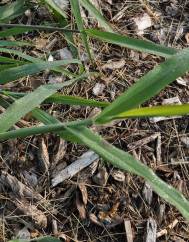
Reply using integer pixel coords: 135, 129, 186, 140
111, 170, 125, 182
51, 150, 99, 186
14, 198, 47, 228
53, 139, 67, 165
76, 190, 87, 220
15, 226, 30, 240
37, 138, 50, 174
53, 0, 69, 11
102, 59, 125, 70
132, 13, 153, 35
157, 219, 178, 238
0, 171, 43, 201
180, 136, 189, 148
143, 182, 153, 205
124, 220, 134, 242
145, 217, 157, 242
93, 166, 108, 186
92, 83, 105, 96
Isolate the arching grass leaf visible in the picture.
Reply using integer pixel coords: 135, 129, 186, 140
0, 74, 87, 132
95, 48, 189, 124
0, 59, 81, 84
65, 125, 189, 220
85, 29, 177, 58
70, 0, 92, 60
80, 0, 113, 32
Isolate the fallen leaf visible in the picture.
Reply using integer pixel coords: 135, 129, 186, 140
93, 167, 108, 186
52, 151, 99, 187
78, 183, 88, 205
111, 170, 125, 182
37, 138, 50, 173
76, 190, 86, 220
102, 59, 125, 70
133, 13, 153, 35
16, 227, 30, 240
92, 83, 105, 96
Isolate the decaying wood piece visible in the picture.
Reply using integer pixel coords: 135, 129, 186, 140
156, 219, 178, 238
156, 134, 162, 165
128, 133, 159, 150
0, 171, 43, 201
146, 217, 157, 242
93, 166, 108, 186
52, 151, 99, 187
53, 139, 67, 165
37, 138, 50, 173
124, 220, 134, 242
143, 182, 153, 205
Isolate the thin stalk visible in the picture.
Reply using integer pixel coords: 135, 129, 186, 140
0, 119, 93, 140
0, 23, 80, 33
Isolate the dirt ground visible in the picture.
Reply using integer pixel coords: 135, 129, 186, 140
0, 0, 189, 241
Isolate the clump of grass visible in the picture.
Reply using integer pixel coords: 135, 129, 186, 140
0, 0, 189, 241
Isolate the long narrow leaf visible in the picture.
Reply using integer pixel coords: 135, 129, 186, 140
65, 126, 189, 220
31, 108, 82, 143
0, 74, 87, 132
0, 48, 39, 62
0, 0, 27, 22
0, 119, 92, 140
2, 91, 109, 108
43, 0, 67, 19
117, 104, 189, 119
79, 0, 113, 32
43, 93, 109, 107
0, 59, 81, 84
70, 0, 92, 60
0, 56, 26, 64
0, 27, 32, 37
85, 29, 177, 58
0, 64, 20, 71
0, 48, 77, 77
0, 40, 31, 47
0, 95, 86, 143
95, 48, 189, 124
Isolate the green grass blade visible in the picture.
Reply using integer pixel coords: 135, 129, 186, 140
0, 64, 21, 71
0, 27, 32, 37
65, 125, 189, 220
95, 48, 189, 124
42, 1, 78, 58
0, 74, 87, 132
117, 104, 189, 119
44, 93, 109, 107
0, 48, 39, 62
0, 40, 31, 47
0, 119, 92, 140
31, 108, 82, 143
70, 0, 92, 60
85, 29, 177, 58
0, 59, 81, 84
2, 91, 109, 108
0, 56, 26, 64
0, 0, 27, 22
0, 48, 77, 77
43, 0, 67, 19
79, 0, 113, 32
